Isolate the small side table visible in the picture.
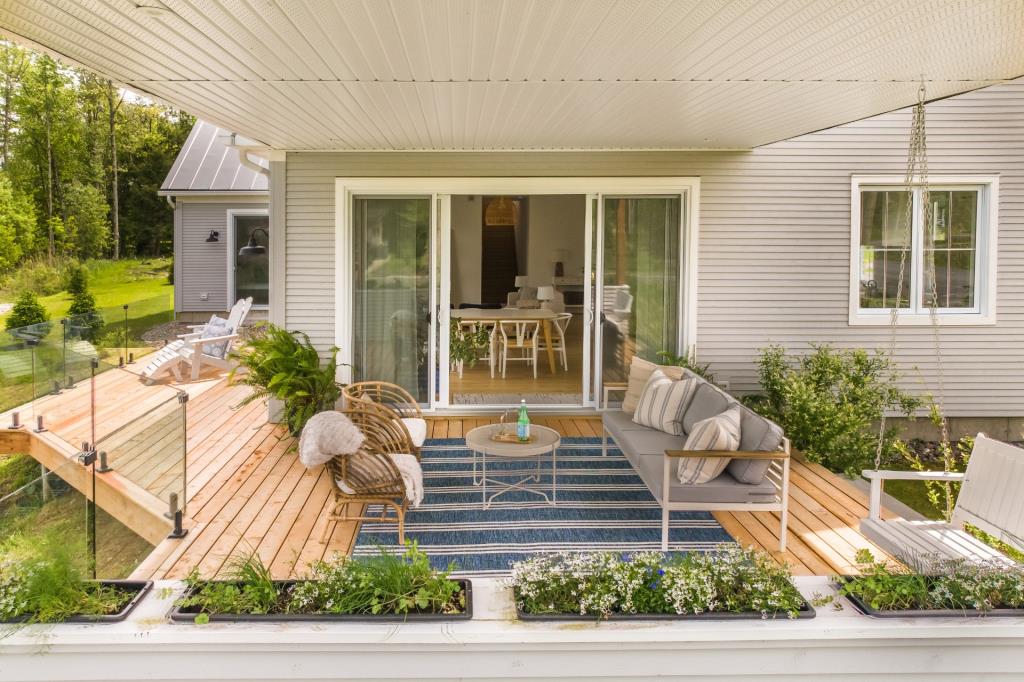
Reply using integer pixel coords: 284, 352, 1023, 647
465, 424, 560, 510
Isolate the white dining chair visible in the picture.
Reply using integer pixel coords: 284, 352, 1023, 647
497, 320, 539, 378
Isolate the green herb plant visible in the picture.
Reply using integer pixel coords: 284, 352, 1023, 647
229, 323, 343, 435
449, 319, 490, 372
509, 545, 805, 620
179, 552, 281, 623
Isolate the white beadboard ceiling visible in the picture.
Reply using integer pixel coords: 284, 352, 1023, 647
1, 0, 1022, 150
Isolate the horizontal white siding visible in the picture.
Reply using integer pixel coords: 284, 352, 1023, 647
284, 80, 1024, 417
177, 201, 269, 313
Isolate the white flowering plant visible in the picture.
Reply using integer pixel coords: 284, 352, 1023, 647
508, 545, 805, 619
835, 549, 1024, 612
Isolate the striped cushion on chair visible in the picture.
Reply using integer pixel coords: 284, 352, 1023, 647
677, 405, 742, 485
631, 370, 697, 436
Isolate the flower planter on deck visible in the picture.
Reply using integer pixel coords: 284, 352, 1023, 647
169, 579, 472, 623
1, 580, 152, 624
836, 577, 1024, 619
516, 596, 815, 621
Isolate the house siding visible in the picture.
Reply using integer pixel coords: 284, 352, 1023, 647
284, 80, 1024, 417
176, 200, 269, 314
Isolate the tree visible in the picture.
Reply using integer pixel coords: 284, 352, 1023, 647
67, 290, 103, 341
105, 80, 123, 259
63, 181, 109, 259
0, 172, 35, 269
65, 262, 88, 294
0, 43, 28, 167
5, 291, 49, 331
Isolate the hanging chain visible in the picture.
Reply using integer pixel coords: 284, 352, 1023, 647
873, 84, 930, 471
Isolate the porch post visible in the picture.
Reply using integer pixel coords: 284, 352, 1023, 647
268, 151, 287, 423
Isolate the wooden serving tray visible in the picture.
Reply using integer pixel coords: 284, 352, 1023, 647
491, 431, 536, 444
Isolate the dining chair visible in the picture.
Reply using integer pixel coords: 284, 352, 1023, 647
497, 320, 540, 378
537, 312, 572, 371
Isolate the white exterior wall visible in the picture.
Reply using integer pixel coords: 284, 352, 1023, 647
283, 80, 1024, 417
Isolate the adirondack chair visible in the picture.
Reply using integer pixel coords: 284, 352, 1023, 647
860, 434, 1024, 566
141, 298, 253, 383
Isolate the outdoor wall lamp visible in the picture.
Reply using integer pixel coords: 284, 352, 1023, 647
205, 230, 219, 243
238, 226, 269, 257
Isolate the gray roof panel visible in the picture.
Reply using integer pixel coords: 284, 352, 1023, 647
161, 120, 268, 193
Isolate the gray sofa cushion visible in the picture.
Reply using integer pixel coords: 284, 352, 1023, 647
681, 382, 735, 433
631, 453, 777, 504
615, 428, 689, 458
728, 408, 785, 484
603, 409, 652, 439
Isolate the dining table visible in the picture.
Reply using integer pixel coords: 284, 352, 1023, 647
450, 307, 559, 374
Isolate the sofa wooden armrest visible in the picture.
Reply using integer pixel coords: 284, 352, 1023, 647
664, 449, 788, 460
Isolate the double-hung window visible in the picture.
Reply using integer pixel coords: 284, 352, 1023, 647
850, 176, 997, 325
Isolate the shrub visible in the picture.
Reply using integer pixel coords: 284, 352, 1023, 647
5, 291, 49, 332
509, 546, 805, 619
229, 323, 342, 435
67, 291, 104, 341
743, 344, 920, 476
64, 263, 88, 295
4, 259, 63, 297
656, 347, 716, 384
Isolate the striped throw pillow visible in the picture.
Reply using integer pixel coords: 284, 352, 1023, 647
677, 405, 742, 485
631, 370, 698, 436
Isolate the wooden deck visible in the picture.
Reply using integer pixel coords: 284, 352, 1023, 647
2, 369, 896, 579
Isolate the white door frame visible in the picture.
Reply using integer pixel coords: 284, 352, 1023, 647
335, 177, 700, 411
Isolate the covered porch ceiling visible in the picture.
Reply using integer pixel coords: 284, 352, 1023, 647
1, 0, 1022, 151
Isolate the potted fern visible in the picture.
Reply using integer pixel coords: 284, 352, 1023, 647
229, 323, 343, 435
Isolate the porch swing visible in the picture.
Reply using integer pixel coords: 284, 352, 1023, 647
859, 86, 1024, 566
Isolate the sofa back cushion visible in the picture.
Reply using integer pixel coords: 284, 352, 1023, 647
632, 371, 698, 436
677, 405, 742, 484
726, 408, 785, 484
622, 356, 684, 414
681, 382, 735, 433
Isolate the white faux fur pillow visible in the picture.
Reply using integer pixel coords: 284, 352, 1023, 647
298, 411, 365, 469
677, 405, 742, 485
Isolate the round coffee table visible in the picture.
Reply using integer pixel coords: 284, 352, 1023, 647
465, 424, 560, 509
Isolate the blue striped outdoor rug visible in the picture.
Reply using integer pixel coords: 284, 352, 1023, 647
353, 437, 735, 575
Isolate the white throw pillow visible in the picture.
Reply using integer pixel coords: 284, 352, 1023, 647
621, 356, 686, 415
632, 370, 698, 436
200, 315, 232, 358
677, 405, 742, 485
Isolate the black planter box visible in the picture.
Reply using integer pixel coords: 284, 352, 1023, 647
1, 580, 152, 624
516, 597, 815, 621
835, 577, 1024, 618
169, 579, 472, 623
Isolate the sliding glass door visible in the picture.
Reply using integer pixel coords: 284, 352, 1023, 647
595, 195, 684, 389
351, 197, 433, 402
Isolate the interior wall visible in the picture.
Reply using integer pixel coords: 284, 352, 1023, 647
525, 195, 587, 286
450, 195, 482, 306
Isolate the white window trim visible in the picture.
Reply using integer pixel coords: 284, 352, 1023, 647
848, 175, 998, 326
227, 208, 271, 311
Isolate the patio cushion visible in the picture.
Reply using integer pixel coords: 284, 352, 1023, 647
728, 409, 785, 484
621, 356, 685, 414
401, 417, 427, 448
632, 371, 697, 436
677, 405, 741, 485
681, 382, 736, 433
200, 315, 232, 358
612, 427, 689, 458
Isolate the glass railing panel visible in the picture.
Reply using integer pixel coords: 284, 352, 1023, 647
95, 391, 187, 523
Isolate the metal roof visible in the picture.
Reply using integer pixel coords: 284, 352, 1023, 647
3, 1, 1023, 151
160, 120, 268, 194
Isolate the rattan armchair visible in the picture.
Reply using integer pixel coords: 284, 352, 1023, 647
342, 381, 427, 458
321, 406, 419, 544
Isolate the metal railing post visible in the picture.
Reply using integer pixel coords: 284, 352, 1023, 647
123, 304, 130, 365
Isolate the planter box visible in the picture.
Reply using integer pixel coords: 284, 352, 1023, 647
169, 579, 472, 623
836, 578, 1024, 618
516, 598, 815, 621
1, 580, 152, 624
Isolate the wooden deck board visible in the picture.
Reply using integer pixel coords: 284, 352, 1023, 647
13, 371, 900, 580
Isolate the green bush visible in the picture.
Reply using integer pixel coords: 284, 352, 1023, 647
656, 347, 716, 384
64, 263, 88, 295
5, 291, 49, 332
4, 259, 63, 297
743, 344, 920, 476
230, 323, 342, 435
67, 291, 104, 341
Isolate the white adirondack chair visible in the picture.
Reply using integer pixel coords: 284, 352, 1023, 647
142, 298, 253, 383
861, 434, 1024, 566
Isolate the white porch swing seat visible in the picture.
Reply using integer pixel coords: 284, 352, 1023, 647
142, 297, 253, 383
861, 435, 1024, 566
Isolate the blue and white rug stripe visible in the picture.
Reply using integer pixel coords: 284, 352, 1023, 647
353, 437, 735, 575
